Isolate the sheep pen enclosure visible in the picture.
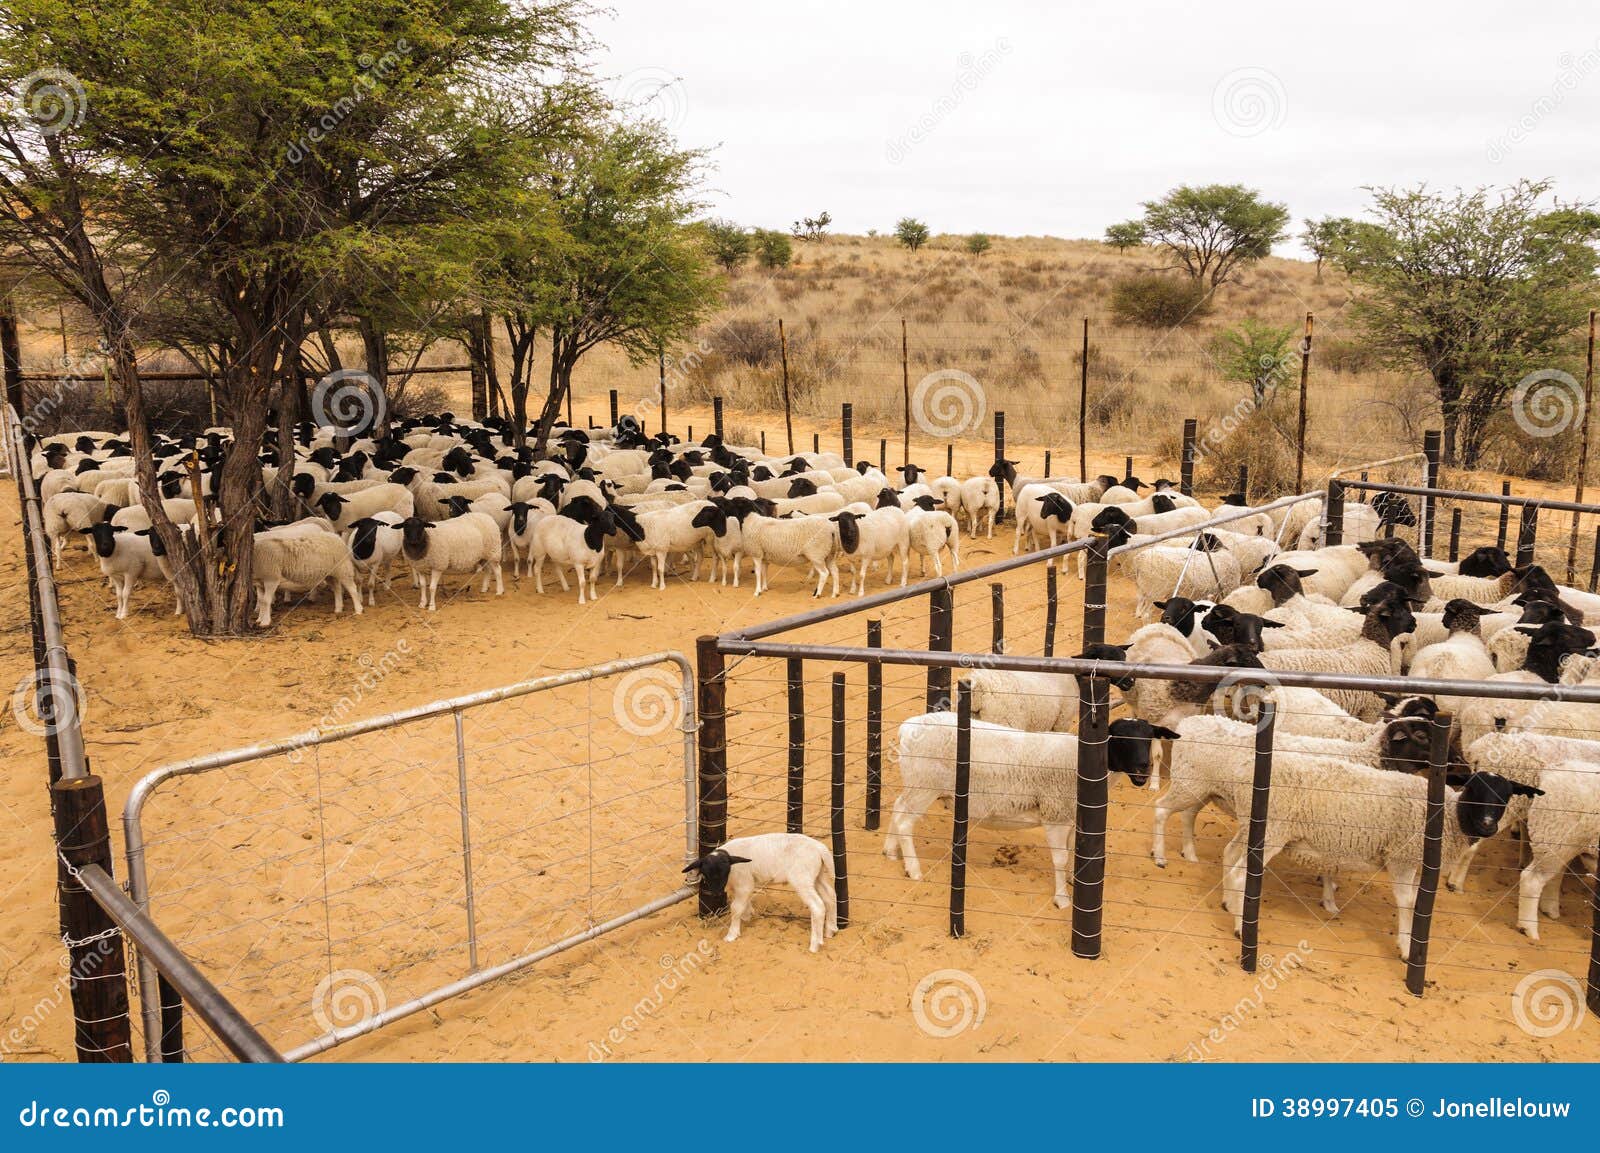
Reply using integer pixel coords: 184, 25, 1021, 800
7, 387, 1600, 1062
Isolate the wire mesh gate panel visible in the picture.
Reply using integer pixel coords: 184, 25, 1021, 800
122, 653, 696, 1061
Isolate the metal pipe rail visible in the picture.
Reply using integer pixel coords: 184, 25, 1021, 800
1341, 478, 1600, 517
74, 864, 283, 1063
712, 640, 1600, 704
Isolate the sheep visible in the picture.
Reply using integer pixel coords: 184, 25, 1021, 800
741, 513, 840, 597
344, 513, 406, 605
1422, 545, 1514, 579
505, 499, 557, 577
401, 512, 505, 610
313, 483, 416, 531
928, 475, 963, 515
1295, 501, 1381, 548
1014, 487, 1078, 555
1217, 755, 1536, 957
92, 476, 140, 508
831, 507, 909, 595
964, 644, 1134, 732
887, 711, 1174, 907
1512, 763, 1600, 940
771, 491, 848, 517
109, 498, 203, 535
958, 475, 1000, 537
412, 475, 510, 520
44, 492, 110, 563
635, 502, 715, 589
79, 523, 175, 619
251, 529, 365, 626
989, 460, 1114, 505
1256, 594, 1418, 721
1153, 713, 1438, 886
1454, 623, 1600, 746
1108, 527, 1244, 618
1194, 526, 1279, 576
1121, 623, 1205, 730
1155, 596, 1221, 657
682, 834, 838, 952
905, 499, 961, 577
1422, 569, 1521, 607
1406, 600, 1496, 708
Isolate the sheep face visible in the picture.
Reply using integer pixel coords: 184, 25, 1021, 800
1107, 719, 1179, 787
680, 849, 752, 893
81, 522, 123, 558
1378, 718, 1434, 772
690, 505, 728, 536
1038, 493, 1072, 523
1454, 773, 1542, 841
399, 517, 435, 560
1458, 545, 1512, 577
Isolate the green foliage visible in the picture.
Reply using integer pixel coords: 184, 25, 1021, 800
1109, 273, 1211, 328
791, 211, 831, 241
1300, 216, 1358, 279
1133, 184, 1290, 287
1342, 180, 1599, 467
964, 233, 992, 257
754, 229, 793, 268
703, 219, 752, 271
1211, 319, 1298, 405
894, 217, 930, 251
1103, 221, 1146, 252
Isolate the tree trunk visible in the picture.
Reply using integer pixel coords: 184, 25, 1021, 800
269, 309, 306, 520
358, 315, 390, 438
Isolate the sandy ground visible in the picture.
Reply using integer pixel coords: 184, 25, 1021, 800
2, 402, 1596, 1063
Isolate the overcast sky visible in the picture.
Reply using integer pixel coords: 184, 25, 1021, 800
592, 0, 1600, 255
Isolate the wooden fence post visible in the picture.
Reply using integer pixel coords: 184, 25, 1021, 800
841, 402, 853, 464
1568, 310, 1596, 584
878, 438, 887, 473
1448, 509, 1462, 563
1517, 503, 1540, 568
1236, 465, 1249, 502
1239, 700, 1276, 972
1405, 711, 1452, 995
52, 774, 134, 1061
1422, 429, 1441, 557
1295, 312, 1313, 493
1044, 564, 1058, 657
695, 636, 728, 915
1079, 316, 1089, 483
1071, 674, 1110, 959
1082, 532, 1108, 646
990, 582, 1004, 654
994, 410, 1007, 524
1180, 418, 1197, 497
1496, 481, 1512, 550
779, 319, 794, 454
608, 389, 619, 428
865, 620, 883, 831
1044, 450, 1052, 478
926, 586, 953, 711
1325, 478, 1345, 547
830, 672, 850, 929
901, 317, 910, 468
950, 680, 973, 939
713, 396, 724, 440
1588, 832, 1600, 1017
946, 443, 954, 477
786, 658, 805, 834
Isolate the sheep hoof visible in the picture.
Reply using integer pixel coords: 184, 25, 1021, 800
1519, 925, 1540, 942
1153, 856, 1167, 868
1053, 895, 1071, 910
1182, 850, 1199, 864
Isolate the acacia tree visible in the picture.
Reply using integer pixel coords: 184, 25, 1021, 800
1114, 184, 1289, 289
0, 0, 589, 633
1341, 181, 1599, 467
1301, 215, 1357, 281
525, 117, 720, 454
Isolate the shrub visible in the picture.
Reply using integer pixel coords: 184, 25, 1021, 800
965, 233, 992, 257
754, 229, 792, 269
1193, 408, 1299, 496
709, 318, 782, 368
1109, 273, 1211, 328
703, 219, 751, 272
1211, 318, 1297, 405
894, 217, 930, 251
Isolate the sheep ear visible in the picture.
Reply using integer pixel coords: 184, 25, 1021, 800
1295, 568, 1317, 577
1153, 599, 1169, 610
1261, 620, 1285, 628
723, 855, 752, 865
680, 858, 705, 874
1154, 726, 1182, 741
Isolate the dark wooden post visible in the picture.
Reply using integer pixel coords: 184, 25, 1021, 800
830, 672, 850, 929
1496, 482, 1512, 550
1124, 455, 1134, 478
926, 585, 953, 711
687, 425, 693, 442
52, 774, 133, 1061
761, 430, 767, 453
865, 620, 883, 830
779, 319, 794, 454
1239, 700, 1277, 973
990, 582, 1005, 654
946, 443, 954, 477
1043, 450, 1052, 478
695, 636, 728, 915
1422, 429, 1442, 558
1079, 316, 1089, 482
1180, 418, 1197, 497
1568, 310, 1596, 584
1236, 465, 1249, 502
1448, 509, 1462, 563
901, 316, 910, 467
1590, 526, 1600, 595
2, 306, 25, 422
812, 432, 820, 454
712, 396, 724, 440
1082, 532, 1109, 646
1588, 832, 1600, 1017
1406, 711, 1452, 995
1043, 564, 1058, 658
1071, 674, 1110, 959
994, 410, 1007, 524
841, 403, 853, 464
878, 438, 887, 473
950, 680, 973, 939
1295, 312, 1313, 493
608, 389, 619, 428
786, 658, 805, 834
157, 976, 185, 1062
1517, 503, 1539, 568
1324, 478, 1345, 547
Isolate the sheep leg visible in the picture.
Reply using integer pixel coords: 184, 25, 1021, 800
427, 570, 442, 612
884, 792, 926, 880
1518, 856, 1566, 940
1320, 876, 1340, 916
533, 558, 545, 595
1540, 868, 1563, 920
1445, 840, 1481, 892
256, 579, 277, 626
491, 560, 504, 596
1076, 550, 1087, 580
897, 546, 909, 587
830, 559, 840, 598
1044, 822, 1073, 909
1390, 863, 1420, 961
797, 883, 828, 952
817, 864, 838, 936
574, 564, 588, 604
812, 561, 827, 599
724, 886, 751, 943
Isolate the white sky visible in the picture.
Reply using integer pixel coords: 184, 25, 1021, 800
593, 0, 1600, 255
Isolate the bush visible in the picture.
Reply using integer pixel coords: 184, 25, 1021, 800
1211, 318, 1297, 405
703, 219, 751, 271
1109, 273, 1211, 328
754, 229, 792, 269
1193, 408, 1299, 496
964, 233, 992, 256
708, 318, 782, 368
894, 217, 930, 251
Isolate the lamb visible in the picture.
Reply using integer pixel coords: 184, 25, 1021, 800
80, 523, 176, 619
505, 499, 557, 577
1406, 600, 1496, 708
958, 475, 1000, 537
1194, 526, 1279, 576
44, 492, 110, 563
1121, 623, 1206, 731
1108, 528, 1244, 618
1154, 596, 1220, 657
1256, 595, 1418, 721
635, 502, 716, 590
683, 834, 839, 952
1454, 623, 1600, 746
251, 529, 364, 626
344, 513, 407, 604
92, 476, 140, 508
989, 460, 1114, 506
109, 498, 204, 535
1421, 569, 1521, 607
1014, 487, 1077, 555
411, 475, 510, 520
831, 507, 909, 594
771, 491, 848, 517
904, 499, 961, 577
1217, 755, 1535, 957
1509, 761, 1600, 940
928, 475, 964, 515
314, 483, 416, 531
401, 512, 505, 610
1295, 501, 1380, 548
887, 711, 1173, 907
741, 514, 840, 597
